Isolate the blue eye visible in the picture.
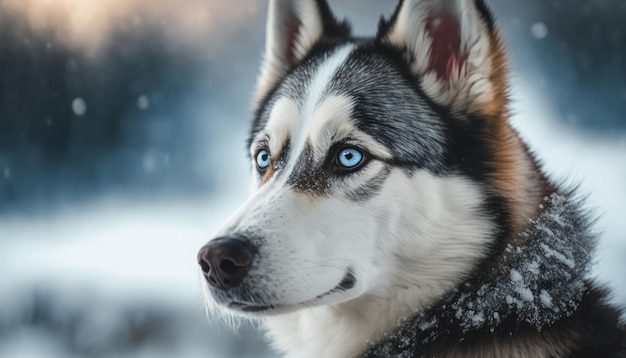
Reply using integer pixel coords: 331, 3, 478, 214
337, 147, 364, 169
256, 149, 271, 170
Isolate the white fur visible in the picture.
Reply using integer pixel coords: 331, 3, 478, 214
263, 171, 495, 357
383, 0, 493, 112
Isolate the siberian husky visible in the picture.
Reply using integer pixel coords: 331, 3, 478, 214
197, 0, 626, 356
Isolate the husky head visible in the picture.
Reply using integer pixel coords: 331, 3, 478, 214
198, 0, 543, 334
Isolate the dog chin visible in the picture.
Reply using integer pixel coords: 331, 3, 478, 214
219, 268, 358, 317
224, 300, 310, 316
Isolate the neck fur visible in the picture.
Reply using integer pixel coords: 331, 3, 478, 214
364, 192, 596, 356
264, 282, 452, 358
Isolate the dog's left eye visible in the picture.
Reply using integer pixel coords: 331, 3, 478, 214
256, 149, 271, 171
337, 147, 365, 169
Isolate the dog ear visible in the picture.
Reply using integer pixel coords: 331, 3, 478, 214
378, 0, 507, 115
254, 0, 350, 106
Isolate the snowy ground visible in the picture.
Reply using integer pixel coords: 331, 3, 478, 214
0, 192, 275, 358
0, 82, 624, 358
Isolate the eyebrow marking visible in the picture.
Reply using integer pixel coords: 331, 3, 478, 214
260, 97, 298, 157
307, 95, 356, 161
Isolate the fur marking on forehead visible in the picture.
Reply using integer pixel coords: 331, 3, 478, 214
307, 95, 354, 154
258, 44, 356, 174
291, 44, 355, 160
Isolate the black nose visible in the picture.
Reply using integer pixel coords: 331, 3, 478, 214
197, 237, 256, 290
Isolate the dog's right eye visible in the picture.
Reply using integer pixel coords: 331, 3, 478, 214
338, 148, 363, 168
335, 146, 367, 173
256, 149, 271, 171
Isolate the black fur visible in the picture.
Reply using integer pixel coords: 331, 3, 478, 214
361, 286, 626, 357
312, 0, 352, 39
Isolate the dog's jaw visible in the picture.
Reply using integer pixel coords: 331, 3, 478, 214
205, 167, 496, 356
263, 276, 460, 357
261, 171, 496, 357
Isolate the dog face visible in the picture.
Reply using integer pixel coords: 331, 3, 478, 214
199, 0, 528, 318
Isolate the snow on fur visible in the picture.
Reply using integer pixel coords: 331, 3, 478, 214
363, 192, 596, 357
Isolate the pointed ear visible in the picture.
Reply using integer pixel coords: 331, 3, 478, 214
378, 0, 507, 115
254, 0, 350, 106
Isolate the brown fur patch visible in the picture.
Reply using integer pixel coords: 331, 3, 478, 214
478, 30, 551, 239
430, 327, 579, 358
260, 163, 276, 185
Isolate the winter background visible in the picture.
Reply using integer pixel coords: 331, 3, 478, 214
0, 0, 624, 357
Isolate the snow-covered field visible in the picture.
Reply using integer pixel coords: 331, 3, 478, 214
0, 84, 624, 358
0, 194, 272, 358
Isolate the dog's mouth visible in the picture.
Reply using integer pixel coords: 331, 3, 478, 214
228, 301, 277, 312
314, 267, 356, 299
227, 268, 356, 313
